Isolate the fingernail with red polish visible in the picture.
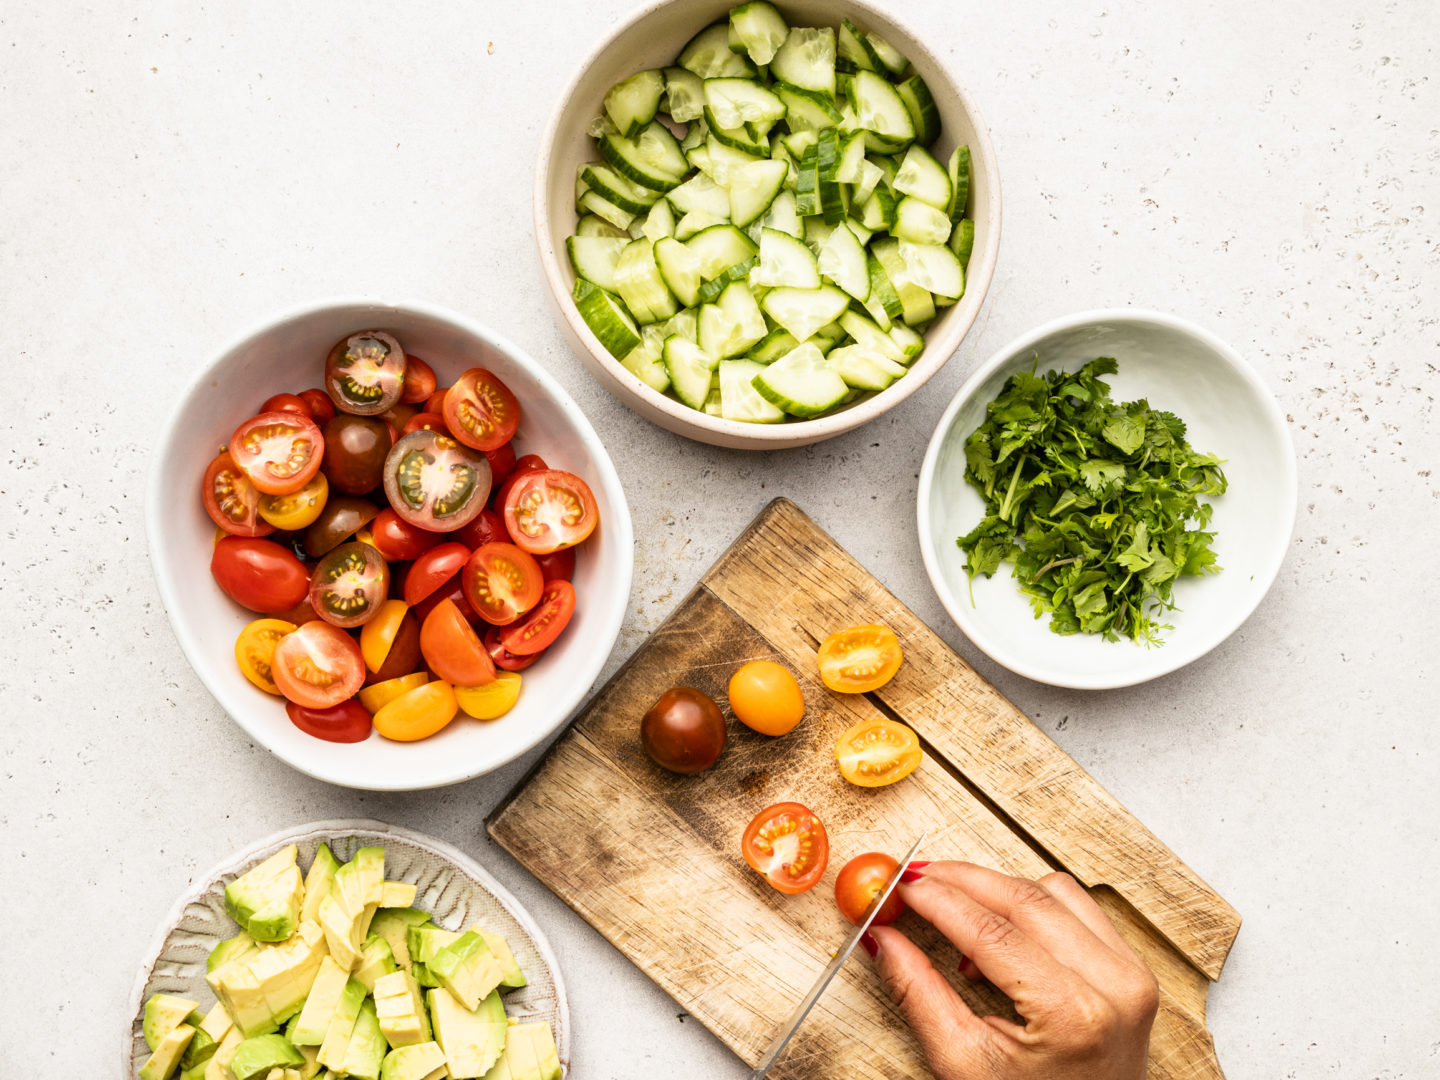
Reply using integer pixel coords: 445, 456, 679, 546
900, 867, 927, 883
860, 931, 879, 959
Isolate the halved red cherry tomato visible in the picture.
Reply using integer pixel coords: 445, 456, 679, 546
229, 411, 324, 496
741, 802, 829, 896
534, 547, 575, 582
491, 453, 547, 510
419, 599, 496, 686
412, 578, 482, 628
499, 579, 575, 656
401, 411, 449, 436
202, 452, 274, 537
454, 507, 506, 549
484, 442, 517, 488
382, 430, 492, 532
817, 624, 903, 693
309, 541, 390, 628
462, 542, 543, 626
285, 699, 372, 743
369, 508, 442, 562
834, 717, 923, 788
261, 392, 313, 419
403, 542, 471, 606
401, 354, 438, 404
503, 469, 600, 554
298, 387, 336, 424
211, 536, 310, 613
325, 330, 407, 415
271, 621, 365, 709
443, 368, 520, 451
485, 627, 540, 671
834, 852, 906, 926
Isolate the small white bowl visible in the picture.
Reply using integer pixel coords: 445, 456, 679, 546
534, 0, 1001, 450
147, 299, 633, 790
918, 309, 1296, 689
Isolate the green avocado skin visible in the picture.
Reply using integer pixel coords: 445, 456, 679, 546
228, 1034, 305, 1080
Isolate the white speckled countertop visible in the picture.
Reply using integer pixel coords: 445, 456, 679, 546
2, 1, 1437, 1075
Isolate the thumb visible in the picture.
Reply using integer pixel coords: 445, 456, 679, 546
870, 924, 1000, 1077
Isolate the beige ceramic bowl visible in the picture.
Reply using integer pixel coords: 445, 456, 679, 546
535, 0, 1001, 449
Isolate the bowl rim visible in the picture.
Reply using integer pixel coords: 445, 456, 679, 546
916, 306, 1298, 690
145, 295, 635, 789
122, 818, 571, 1076
532, 0, 1002, 444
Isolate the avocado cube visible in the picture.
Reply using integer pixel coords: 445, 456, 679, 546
428, 987, 505, 1079
178, 1060, 210, 1080
475, 930, 526, 990
198, 1002, 234, 1044
354, 933, 399, 993
516, 1022, 561, 1080
407, 926, 458, 989
181, 1011, 218, 1068
248, 921, 328, 1028
227, 1034, 304, 1080
289, 955, 350, 1046
495, 1023, 542, 1080
139, 1023, 195, 1080
380, 881, 417, 908
144, 994, 200, 1051
208, 955, 276, 1038
368, 909, 431, 970
204, 1028, 244, 1080
379, 1041, 448, 1080
300, 845, 341, 926
209, 933, 258, 974
374, 969, 431, 1050
339, 998, 387, 1080
226, 845, 305, 943
480, 1055, 514, 1080
318, 892, 366, 972
316, 977, 367, 1070
428, 931, 504, 1011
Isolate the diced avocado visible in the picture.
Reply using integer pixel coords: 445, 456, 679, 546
181, 1011, 218, 1067
374, 969, 431, 1050
475, 930, 526, 990
140, 1023, 196, 1080
209, 933, 257, 974
246, 922, 329, 1032
339, 999, 387, 1080
178, 1060, 209, 1080
379, 881, 417, 909
408, 926, 458, 989
198, 1002, 234, 1043
369, 909, 431, 969
332, 848, 385, 939
289, 955, 350, 1046
515, 1022, 562, 1080
226, 845, 305, 943
145, 994, 200, 1051
227, 1034, 304, 1080
207, 954, 274, 1038
205, 1028, 244, 1080
428, 988, 505, 1079
316, 978, 366, 1070
428, 931, 504, 1011
354, 933, 399, 992
481, 1055, 513, 1080
300, 845, 340, 926
318, 892, 366, 972
379, 1041, 448, 1080
496, 1022, 542, 1080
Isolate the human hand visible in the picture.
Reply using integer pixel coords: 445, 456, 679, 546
865, 861, 1159, 1080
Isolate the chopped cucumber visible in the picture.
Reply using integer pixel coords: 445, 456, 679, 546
865, 30, 909, 76
686, 223, 758, 279
894, 196, 953, 244
872, 237, 936, 326
599, 121, 689, 192
838, 309, 905, 362
771, 27, 836, 96
604, 70, 665, 138
705, 109, 769, 156
674, 210, 730, 240
662, 336, 719, 409
728, 159, 788, 227
817, 221, 869, 300
640, 198, 676, 242
752, 342, 850, 417
949, 217, 975, 266
752, 228, 820, 288
890, 321, 925, 360
575, 213, 630, 239
719, 358, 787, 421
580, 162, 661, 215
679, 23, 756, 79
698, 280, 768, 358
703, 78, 786, 130
894, 146, 951, 211
666, 173, 730, 218
654, 236, 703, 306
837, 18, 880, 72
895, 75, 941, 146
567, 236, 629, 292
754, 189, 803, 240
620, 327, 672, 393
663, 67, 706, 123
853, 157, 884, 206
851, 70, 915, 149
760, 284, 851, 341
749, 327, 801, 363
729, 2, 789, 66
814, 128, 848, 224
577, 189, 635, 231
857, 186, 897, 231
696, 256, 758, 303
705, 135, 767, 186
827, 344, 899, 391
773, 83, 842, 131
899, 241, 964, 300
946, 144, 972, 222
614, 239, 678, 325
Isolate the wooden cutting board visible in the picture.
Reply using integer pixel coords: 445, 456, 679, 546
489, 499, 1239, 1079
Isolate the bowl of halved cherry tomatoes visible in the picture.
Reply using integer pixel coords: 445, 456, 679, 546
147, 299, 633, 790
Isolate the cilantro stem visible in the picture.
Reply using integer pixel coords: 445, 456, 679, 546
998, 455, 1027, 523
1031, 556, 1078, 583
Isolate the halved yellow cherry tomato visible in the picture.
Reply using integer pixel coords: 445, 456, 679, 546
234, 618, 298, 695
360, 599, 410, 673
817, 624, 903, 694
373, 680, 458, 742
728, 661, 805, 736
834, 717, 923, 788
258, 472, 329, 530
358, 671, 429, 715
454, 672, 523, 720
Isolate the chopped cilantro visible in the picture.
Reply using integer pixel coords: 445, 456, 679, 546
957, 357, 1227, 646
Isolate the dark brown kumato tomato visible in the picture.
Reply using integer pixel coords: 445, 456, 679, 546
382, 430, 491, 532
324, 330, 407, 416
641, 687, 727, 774
321, 414, 392, 495
302, 494, 381, 559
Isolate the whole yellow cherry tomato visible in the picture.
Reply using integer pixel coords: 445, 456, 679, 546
258, 472, 329, 530
360, 598, 410, 673
357, 671, 429, 715
234, 618, 298, 695
728, 660, 805, 736
373, 680, 457, 742
454, 672, 523, 720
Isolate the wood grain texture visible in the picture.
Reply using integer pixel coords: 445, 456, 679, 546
490, 499, 1238, 1080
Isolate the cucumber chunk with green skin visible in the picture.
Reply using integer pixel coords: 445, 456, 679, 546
753, 188, 803, 241
826, 344, 898, 391
817, 221, 869, 300
869, 239, 936, 326
852, 157, 884, 208
814, 128, 849, 224
899, 240, 964, 300
663, 67, 706, 123
674, 210, 729, 241
696, 256, 758, 303
770, 27, 836, 96
834, 131, 868, 183
857, 186, 897, 231
752, 227, 820, 289
728, 159, 789, 226
773, 83, 842, 131
662, 336, 718, 409
839, 309, 905, 362
654, 236, 703, 306
620, 327, 672, 393
865, 29, 909, 76
614, 239, 678, 324
577, 190, 635, 231
720, 359, 788, 422
893, 196, 953, 244
566, 236, 629, 292
598, 122, 689, 192
575, 214, 630, 239
946, 144, 972, 222
729, 1, 789, 66
949, 217, 976, 266
894, 145, 951, 211
889, 321, 926, 360
748, 327, 802, 363
752, 342, 851, 417
573, 280, 642, 358
703, 107, 769, 156
679, 23, 756, 79
640, 197, 676, 241
851, 70, 915, 149
700, 280, 768, 357
837, 17, 880, 72
685, 223, 758, 279
604, 69, 665, 138
704, 134, 767, 186
666, 172, 730, 218
760, 284, 851, 341
895, 74, 941, 146
580, 163, 661, 215
703, 78, 786, 130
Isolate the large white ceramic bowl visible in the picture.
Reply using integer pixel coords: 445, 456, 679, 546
126, 820, 570, 1077
918, 309, 1296, 689
147, 299, 633, 789
535, 0, 1001, 449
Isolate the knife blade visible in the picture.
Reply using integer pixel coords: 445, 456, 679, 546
748, 831, 928, 1079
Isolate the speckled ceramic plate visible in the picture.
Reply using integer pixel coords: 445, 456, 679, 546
125, 819, 569, 1077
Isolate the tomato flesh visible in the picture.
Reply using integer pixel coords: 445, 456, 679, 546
499, 579, 575, 656
234, 618, 298, 695
818, 624, 903, 694
455, 672, 522, 720
503, 469, 600, 554
272, 621, 365, 709
259, 472, 329, 531
462, 542, 543, 626
382, 430, 491, 531
363, 610, 421, 685
286, 699, 372, 743
742, 802, 829, 895
419, 599, 496, 687
834, 853, 907, 926
325, 330, 407, 415
443, 368, 521, 451
309, 541, 390, 628
834, 718, 923, 788
211, 536, 311, 613
203, 452, 274, 537
229, 411, 324, 495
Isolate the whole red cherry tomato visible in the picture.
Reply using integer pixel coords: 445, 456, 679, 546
261, 392, 313, 419
534, 547, 575, 582
298, 388, 336, 424
834, 852, 907, 926
211, 536, 311, 613
484, 442, 517, 488
401, 355, 438, 404
286, 699, 372, 743
454, 508, 506, 549
370, 508, 442, 562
